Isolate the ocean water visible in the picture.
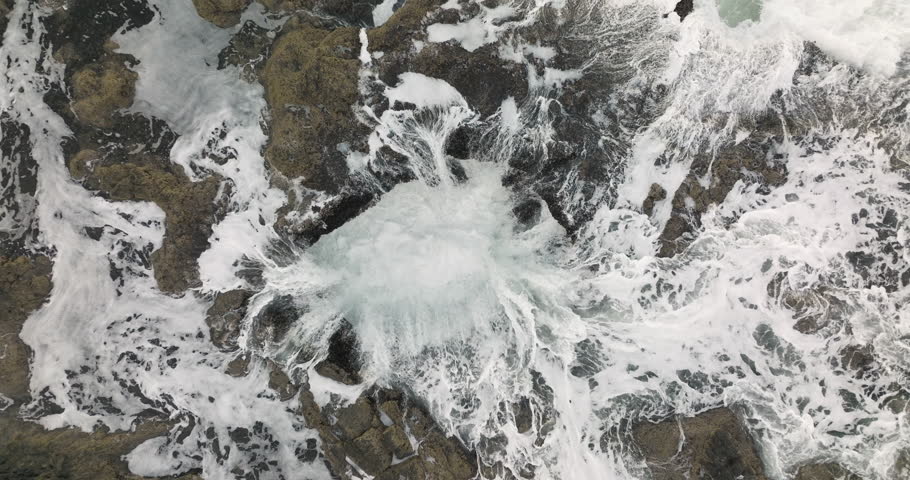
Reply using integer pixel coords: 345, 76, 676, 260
1, 0, 909, 479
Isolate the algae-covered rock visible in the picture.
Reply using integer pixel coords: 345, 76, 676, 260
633, 407, 767, 480
0, 255, 53, 407
261, 24, 367, 193
71, 55, 138, 129
191, 0, 251, 28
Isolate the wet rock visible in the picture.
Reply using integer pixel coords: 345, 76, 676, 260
795, 463, 862, 480
72, 152, 224, 294
314, 319, 363, 385
0, 255, 53, 407
205, 289, 253, 351
766, 272, 849, 335
44, 0, 154, 75
191, 0, 252, 28
299, 386, 477, 479
217, 20, 274, 81
633, 407, 767, 480
0, 414, 199, 480
260, 0, 387, 27
658, 120, 788, 257
409, 42, 528, 117
261, 23, 367, 193
0, 0, 13, 46
672, 0, 694, 21
642, 183, 667, 217
248, 294, 301, 346
70, 54, 138, 129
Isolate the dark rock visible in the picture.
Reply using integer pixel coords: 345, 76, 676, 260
314, 320, 363, 385
795, 463, 862, 480
298, 386, 476, 479
673, 0, 693, 21
217, 20, 274, 81
642, 183, 667, 217
658, 121, 788, 257
512, 198, 542, 231
409, 42, 527, 117
766, 272, 849, 335
249, 295, 301, 346
205, 289, 253, 351
633, 407, 767, 480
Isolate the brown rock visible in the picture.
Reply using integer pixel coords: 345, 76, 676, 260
633, 407, 767, 480
261, 24, 366, 193
71, 55, 138, 129
205, 289, 252, 351
191, 0, 252, 28
0, 255, 53, 406
642, 183, 667, 217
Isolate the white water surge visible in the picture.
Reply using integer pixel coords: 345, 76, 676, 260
2, 0, 909, 479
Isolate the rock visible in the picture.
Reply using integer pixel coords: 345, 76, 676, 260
658, 120, 788, 257
205, 289, 253, 351
0, 255, 53, 407
795, 463, 862, 480
191, 0, 252, 28
314, 319, 363, 385
673, 0, 694, 21
409, 42, 527, 117
261, 23, 366, 193
73, 153, 224, 294
248, 294, 301, 347
298, 386, 477, 479
642, 183, 667, 217
766, 272, 849, 335
70, 55, 138, 129
260, 0, 387, 26
633, 407, 767, 480
217, 20, 273, 81
0, 414, 199, 480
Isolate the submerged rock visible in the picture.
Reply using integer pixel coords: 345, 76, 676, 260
633, 407, 767, 480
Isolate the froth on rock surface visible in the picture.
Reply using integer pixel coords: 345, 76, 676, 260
298, 386, 477, 480
633, 407, 768, 480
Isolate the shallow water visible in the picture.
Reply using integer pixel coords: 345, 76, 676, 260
2, 0, 909, 478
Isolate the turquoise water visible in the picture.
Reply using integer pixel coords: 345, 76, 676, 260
717, 0, 763, 26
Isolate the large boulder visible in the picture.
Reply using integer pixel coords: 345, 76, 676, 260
633, 407, 768, 480
191, 0, 252, 28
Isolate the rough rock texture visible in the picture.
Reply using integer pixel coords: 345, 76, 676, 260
0, 416, 197, 480
313, 319, 363, 385
217, 20, 274, 81
633, 407, 767, 480
766, 272, 850, 335
191, 0, 252, 28
45, 3, 226, 295
794, 463, 862, 480
0, 255, 53, 407
260, 0, 386, 27
299, 387, 477, 480
261, 22, 367, 194
205, 289, 253, 351
657, 117, 788, 257
70, 54, 138, 129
